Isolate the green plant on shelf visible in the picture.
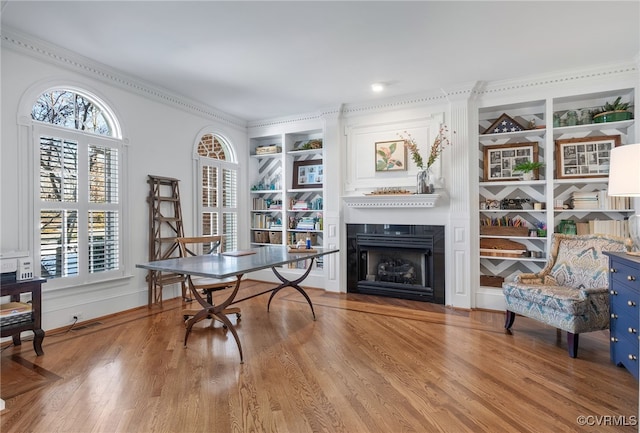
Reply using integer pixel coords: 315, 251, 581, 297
596, 96, 631, 114
513, 161, 544, 181
513, 161, 544, 173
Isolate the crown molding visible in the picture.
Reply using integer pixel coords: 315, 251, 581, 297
1, 27, 248, 130
247, 111, 324, 129
441, 81, 484, 103
477, 62, 639, 97
342, 89, 448, 117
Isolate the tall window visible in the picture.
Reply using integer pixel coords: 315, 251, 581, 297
197, 133, 238, 251
32, 89, 123, 283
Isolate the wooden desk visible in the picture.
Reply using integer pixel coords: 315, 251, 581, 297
137, 245, 338, 363
1, 278, 46, 355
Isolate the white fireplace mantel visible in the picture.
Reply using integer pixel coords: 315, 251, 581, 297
342, 194, 440, 208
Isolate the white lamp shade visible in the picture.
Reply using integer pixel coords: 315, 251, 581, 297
608, 143, 640, 197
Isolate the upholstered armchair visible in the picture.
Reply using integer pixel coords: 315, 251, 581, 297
502, 234, 627, 358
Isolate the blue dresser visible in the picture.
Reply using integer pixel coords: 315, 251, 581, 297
606, 252, 640, 380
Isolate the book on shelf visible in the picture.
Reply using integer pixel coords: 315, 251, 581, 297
292, 200, 310, 210
253, 214, 281, 229
295, 217, 316, 230
573, 219, 630, 238
253, 197, 267, 210
570, 190, 631, 210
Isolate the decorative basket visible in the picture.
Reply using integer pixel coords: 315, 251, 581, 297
0, 302, 32, 326
480, 275, 505, 288
269, 231, 283, 244
480, 238, 527, 258
480, 226, 529, 237
480, 249, 526, 258
254, 230, 269, 244
255, 145, 282, 155
294, 232, 318, 245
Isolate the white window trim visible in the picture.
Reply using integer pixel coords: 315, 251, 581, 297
33, 122, 128, 289
193, 133, 238, 249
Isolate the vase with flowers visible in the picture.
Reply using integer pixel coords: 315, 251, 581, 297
399, 125, 453, 194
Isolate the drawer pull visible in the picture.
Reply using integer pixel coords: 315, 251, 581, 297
611, 337, 619, 342
610, 290, 618, 296
610, 268, 618, 273
629, 354, 638, 361
628, 300, 637, 307
628, 275, 637, 282
628, 327, 637, 334
611, 313, 618, 319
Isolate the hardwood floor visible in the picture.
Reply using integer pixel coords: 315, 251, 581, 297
1, 280, 637, 432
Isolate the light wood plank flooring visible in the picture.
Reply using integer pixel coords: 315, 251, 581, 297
1, 280, 638, 432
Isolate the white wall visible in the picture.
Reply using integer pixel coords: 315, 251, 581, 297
1, 43, 248, 331
338, 88, 474, 308
2, 32, 638, 333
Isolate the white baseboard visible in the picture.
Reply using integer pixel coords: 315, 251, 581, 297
475, 287, 506, 311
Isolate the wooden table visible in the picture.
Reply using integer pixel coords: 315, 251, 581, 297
1, 278, 46, 356
136, 245, 338, 362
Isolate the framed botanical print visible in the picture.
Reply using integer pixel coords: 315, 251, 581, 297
375, 140, 407, 171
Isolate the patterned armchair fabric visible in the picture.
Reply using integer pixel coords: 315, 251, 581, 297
502, 234, 627, 357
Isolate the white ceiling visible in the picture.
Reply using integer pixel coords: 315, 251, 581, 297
2, 1, 639, 122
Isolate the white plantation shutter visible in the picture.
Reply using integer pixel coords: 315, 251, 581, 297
87, 145, 119, 272
35, 126, 123, 283
40, 209, 79, 278
222, 168, 237, 208
201, 165, 217, 208
89, 144, 118, 204
223, 213, 238, 251
33, 88, 124, 286
88, 211, 119, 273
196, 134, 237, 250
222, 168, 238, 251
40, 136, 78, 202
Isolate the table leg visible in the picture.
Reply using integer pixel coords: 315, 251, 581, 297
183, 274, 245, 363
267, 258, 316, 320
33, 329, 45, 356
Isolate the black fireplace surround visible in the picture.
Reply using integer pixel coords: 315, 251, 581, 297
346, 224, 445, 304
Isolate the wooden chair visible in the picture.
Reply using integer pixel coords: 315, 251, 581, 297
176, 235, 241, 326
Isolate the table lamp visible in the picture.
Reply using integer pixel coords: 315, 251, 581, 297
608, 143, 640, 256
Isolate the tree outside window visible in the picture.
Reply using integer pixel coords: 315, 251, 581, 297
33, 89, 122, 281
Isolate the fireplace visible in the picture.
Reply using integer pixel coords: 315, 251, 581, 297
346, 224, 445, 304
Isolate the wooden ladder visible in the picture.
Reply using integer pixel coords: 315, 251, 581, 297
146, 175, 186, 307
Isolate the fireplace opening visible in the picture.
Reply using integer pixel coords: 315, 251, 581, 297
347, 224, 445, 304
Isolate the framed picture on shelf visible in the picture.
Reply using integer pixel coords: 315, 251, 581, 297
555, 135, 621, 179
375, 140, 407, 172
292, 159, 323, 189
483, 142, 539, 181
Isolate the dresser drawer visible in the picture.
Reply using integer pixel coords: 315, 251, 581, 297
610, 332, 640, 380
607, 252, 640, 380
610, 259, 640, 293
610, 288, 640, 332
610, 315, 640, 344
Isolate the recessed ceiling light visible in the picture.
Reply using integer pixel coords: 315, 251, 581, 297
371, 82, 385, 92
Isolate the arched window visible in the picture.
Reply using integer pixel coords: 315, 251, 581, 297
196, 133, 238, 251
32, 88, 124, 284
